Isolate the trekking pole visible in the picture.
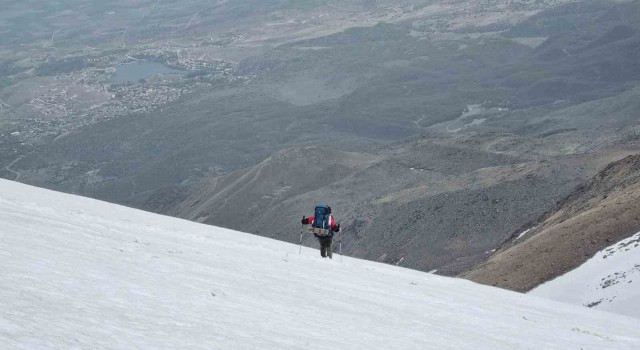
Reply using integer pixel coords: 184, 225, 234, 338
298, 220, 304, 255
339, 230, 343, 262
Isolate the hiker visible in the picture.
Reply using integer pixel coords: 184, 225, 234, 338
301, 205, 341, 259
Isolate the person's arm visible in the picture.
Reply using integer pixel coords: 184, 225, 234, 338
301, 216, 314, 225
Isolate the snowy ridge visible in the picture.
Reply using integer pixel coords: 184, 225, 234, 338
531, 232, 640, 319
1, 179, 639, 349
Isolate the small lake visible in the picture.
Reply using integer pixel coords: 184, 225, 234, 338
110, 61, 183, 82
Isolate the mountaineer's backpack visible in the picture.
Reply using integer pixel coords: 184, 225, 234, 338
310, 204, 332, 235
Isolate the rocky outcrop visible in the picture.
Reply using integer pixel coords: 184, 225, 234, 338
463, 154, 640, 292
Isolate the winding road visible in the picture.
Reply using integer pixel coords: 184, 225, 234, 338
4, 143, 35, 181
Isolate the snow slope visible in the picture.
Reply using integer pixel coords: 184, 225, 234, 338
1, 179, 639, 349
531, 232, 640, 319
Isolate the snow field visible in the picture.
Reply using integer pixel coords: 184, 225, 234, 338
1, 179, 639, 349
531, 232, 640, 319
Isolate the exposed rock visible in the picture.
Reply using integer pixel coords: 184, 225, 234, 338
462, 154, 640, 292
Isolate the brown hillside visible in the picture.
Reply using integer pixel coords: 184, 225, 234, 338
462, 154, 640, 292
170, 146, 376, 229
171, 131, 627, 274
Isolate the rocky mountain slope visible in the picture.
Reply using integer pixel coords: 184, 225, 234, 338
463, 154, 640, 292
173, 131, 638, 275
171, 146, 377, 228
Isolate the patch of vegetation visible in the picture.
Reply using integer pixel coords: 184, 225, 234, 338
0, 62, 26, 78
277, 0, 327, 10
0, 77, 13, 90
185, 70, 216, 78
455, 21, 512, 34
505, 0, 621, 38
35, 57, 93, 76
